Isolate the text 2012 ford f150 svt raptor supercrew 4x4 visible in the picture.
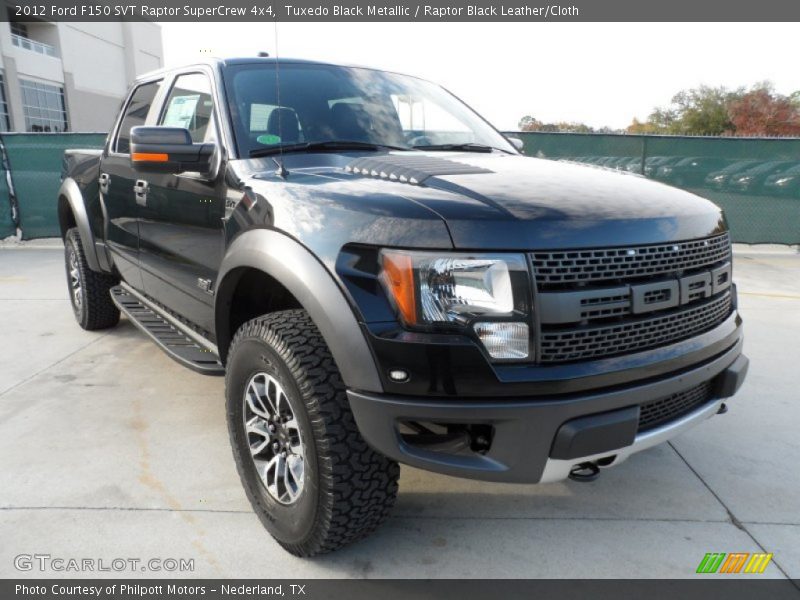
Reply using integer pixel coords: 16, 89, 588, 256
58, 57, 748, 556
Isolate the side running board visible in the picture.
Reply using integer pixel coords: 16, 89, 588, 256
110, 285, 224, 376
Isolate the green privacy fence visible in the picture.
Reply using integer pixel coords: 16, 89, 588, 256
510, 131, 800, 245
0, 133, 106, 240
0, 144, 12, 239
0, 132, 798, 243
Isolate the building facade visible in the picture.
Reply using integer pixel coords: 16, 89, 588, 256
0, 14, 162, 133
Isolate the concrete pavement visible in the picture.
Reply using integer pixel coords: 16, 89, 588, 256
0, 244, 798, 579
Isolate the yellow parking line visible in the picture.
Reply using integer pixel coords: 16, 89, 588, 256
0, 276, 28, 283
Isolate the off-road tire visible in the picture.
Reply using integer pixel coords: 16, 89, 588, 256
226, 309, 400, 556
64, 228, 120, 330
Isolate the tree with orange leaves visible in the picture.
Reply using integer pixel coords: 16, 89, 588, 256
728, 83, 800, 136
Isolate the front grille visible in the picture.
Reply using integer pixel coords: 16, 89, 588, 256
540, 291, 732, 363
637, 381, 715, 433
532, 233, 734, 363
531, 233, 731, 286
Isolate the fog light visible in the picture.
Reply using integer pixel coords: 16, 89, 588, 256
473, 322, 529, 360
388, 369, 409, 382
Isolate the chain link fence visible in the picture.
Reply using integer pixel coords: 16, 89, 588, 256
510, 131, 800, 244
0, 141, 13, 239
0, 132, 798, 244
0, 133, 106, 240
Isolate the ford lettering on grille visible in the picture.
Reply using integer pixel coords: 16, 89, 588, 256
538, 262, 731, 324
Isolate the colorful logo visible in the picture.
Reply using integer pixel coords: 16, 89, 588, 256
696, 552, 773, 574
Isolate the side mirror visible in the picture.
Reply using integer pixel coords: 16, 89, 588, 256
130, 126, 215, 174
507, 136, 525, 153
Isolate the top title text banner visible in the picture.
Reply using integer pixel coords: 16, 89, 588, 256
5, 0, 800, 22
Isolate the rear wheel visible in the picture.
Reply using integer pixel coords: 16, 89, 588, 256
226, 309, 400, 556
64, 228, 120, 330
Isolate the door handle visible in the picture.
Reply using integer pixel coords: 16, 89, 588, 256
133, 179, 149, 206
99, 173, 110, 194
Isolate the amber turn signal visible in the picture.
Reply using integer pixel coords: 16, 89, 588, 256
132, 152, 169, 162
381, 251, 417, 325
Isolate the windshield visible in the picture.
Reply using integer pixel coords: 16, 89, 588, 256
222, 62, 515, 157
717, 160, 758, 173
746, 161, 793, 174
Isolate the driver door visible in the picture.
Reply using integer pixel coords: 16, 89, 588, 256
136, 71, 225, 333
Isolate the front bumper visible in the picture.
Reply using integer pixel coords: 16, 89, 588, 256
348, 339, 748, 483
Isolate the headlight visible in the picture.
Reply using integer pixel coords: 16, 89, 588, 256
418, 256, 513, 320
380, 250, 531, 360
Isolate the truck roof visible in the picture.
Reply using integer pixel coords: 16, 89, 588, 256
134, 56, 383, 83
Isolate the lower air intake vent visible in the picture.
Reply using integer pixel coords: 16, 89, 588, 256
637, 381, 715, 433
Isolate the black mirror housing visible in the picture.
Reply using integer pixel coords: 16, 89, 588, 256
129, 126, 215, 174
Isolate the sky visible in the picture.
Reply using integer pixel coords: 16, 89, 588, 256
160, 22, 800, 131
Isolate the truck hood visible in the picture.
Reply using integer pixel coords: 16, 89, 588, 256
243, 151, 727, 250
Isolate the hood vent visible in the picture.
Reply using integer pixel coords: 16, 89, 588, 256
344, 154, 492, 185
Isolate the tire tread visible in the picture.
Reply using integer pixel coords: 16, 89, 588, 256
65, 228, 119, 330
227, 309, 399, 556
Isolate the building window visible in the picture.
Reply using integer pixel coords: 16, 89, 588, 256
19, 79, 68, 132
0, 73, 11, 131
10, 22, 28, 38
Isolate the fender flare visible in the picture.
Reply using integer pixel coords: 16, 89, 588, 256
58, 177, 101, 272
215, 229, 384, 393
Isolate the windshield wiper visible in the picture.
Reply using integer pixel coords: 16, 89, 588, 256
412, 143, 495, 153
249, 140, 409, 158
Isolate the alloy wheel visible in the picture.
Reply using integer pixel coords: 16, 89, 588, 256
68, 248, 83, 314
243, 372, 305, 504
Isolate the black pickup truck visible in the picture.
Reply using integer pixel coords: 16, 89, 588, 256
58, 57, 748, 556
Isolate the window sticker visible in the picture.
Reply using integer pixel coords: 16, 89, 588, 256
163, 94, 200, 129
250, 104, 273, 130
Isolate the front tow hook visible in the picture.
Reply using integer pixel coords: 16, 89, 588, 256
568, 462, 601, 482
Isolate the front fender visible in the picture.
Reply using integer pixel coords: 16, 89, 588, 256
58, 177, 101, 272
215, 229, 384, 393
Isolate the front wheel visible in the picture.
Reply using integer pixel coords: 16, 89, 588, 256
225, 309, 400, 556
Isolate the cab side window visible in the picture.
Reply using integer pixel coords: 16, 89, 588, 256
115, 80, 162, 154
159, 73, 216, 142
